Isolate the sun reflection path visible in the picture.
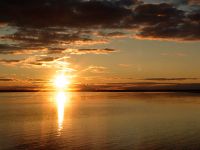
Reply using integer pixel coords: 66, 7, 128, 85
55, 91, 70, 136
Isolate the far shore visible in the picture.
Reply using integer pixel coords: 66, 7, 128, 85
0, 89, 200, 93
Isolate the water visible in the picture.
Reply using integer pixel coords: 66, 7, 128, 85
0, 92, 200, 150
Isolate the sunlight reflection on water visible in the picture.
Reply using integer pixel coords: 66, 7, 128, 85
55, 91, 71, 136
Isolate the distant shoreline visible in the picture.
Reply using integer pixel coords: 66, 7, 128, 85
0, 89, 200, 93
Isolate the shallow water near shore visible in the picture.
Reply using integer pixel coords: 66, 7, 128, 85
0, 92, 200, 150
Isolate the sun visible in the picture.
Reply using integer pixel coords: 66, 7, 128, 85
54, 74, 70, 89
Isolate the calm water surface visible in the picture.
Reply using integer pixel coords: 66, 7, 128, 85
0, 92, 200, 150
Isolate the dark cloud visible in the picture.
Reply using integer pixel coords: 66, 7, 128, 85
133, 3, 184, 25
0, 44, 27, 54
1, 28, 93, 49
0, 59, 22, 65
0, 0, 200, 56
188, 0, 200, 5
143, 0, 199, 6
0, 0, 137, 28
45, 47, 117, 55
68, 48, 117, 54
135, 3, 200, 41
97, 31, 127, 38
0, 56, 63, 68
189, 11, 200, 23
36, 56, 59, 62
0, 78, 14, 81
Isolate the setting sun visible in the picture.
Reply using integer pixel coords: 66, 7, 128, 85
54, 74, 70, 89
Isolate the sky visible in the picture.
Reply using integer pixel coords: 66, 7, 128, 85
0, 0, 200, 91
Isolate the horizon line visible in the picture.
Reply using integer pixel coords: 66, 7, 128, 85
0, 89, 200, 93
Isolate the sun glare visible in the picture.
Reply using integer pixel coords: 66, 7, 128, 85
54, 74, 70, 89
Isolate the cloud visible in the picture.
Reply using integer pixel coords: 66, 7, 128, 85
0, 28, 97, 49
36, 56, 60, 62
67, 48, 117, 55
25, 56, 70, 68
0, 59, 24, 66
0, 44, 27, 54
0, 43, 47, 55
0, 59, 22, 63
142, 0, 199, 5
0, 77, 14, 81
133, 3, 184, 25
142, 77, 199, 81
0, 56, 70, 69
0, 28, 110, 56
188, 0, 200, 5
0, 0, 200, 57
97, 31, 127, 38
133, 3, 200, 41
0, 0, 139, 28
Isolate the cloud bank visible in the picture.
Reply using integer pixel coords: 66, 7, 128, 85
0, 0, 200, 54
